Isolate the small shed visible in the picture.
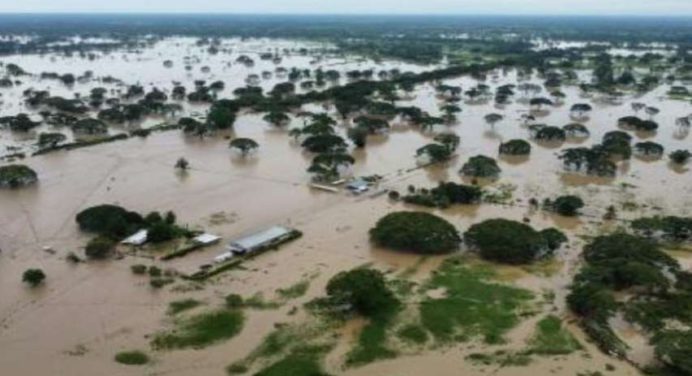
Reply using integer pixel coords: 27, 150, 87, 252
193, 233, 221, 245
121, 229, 148, 246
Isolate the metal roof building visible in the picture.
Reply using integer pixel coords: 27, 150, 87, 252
227, 226, 293, 254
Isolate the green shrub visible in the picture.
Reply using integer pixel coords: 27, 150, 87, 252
114, 350, 149, 365
152, 310, 244, 349
85, 236, 116, 259
22, 268, 46, 287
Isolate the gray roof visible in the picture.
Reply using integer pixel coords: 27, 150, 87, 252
230, 226, 292, 250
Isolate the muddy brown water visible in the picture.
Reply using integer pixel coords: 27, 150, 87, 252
1, 37, 690, 375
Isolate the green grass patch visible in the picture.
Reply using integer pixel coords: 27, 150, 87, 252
253, 345, 332, 376
114, 350, 150, 365
528, 315, 582, 355
345, 317, 397, 366
152, 309, 244, 350
466, 350, 532, 367
419, 258, 533, 344
167, 298, 202, 315
397, 323, 429, 345
276, 280, 311, 300
244, 293, 283, 310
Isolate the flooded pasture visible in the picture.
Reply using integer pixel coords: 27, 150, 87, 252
1, 32, 691, 376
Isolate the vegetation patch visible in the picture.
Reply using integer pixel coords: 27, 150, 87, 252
114, 350, 150, 365
419, 258, 534, 344
253, 345, 333, 376
152, 309, 244, 350
527, 315, 582, 355
167, 298, 203, 315
370, 211, 461, 254
464, 219, 566, 264
0, 164, 38, 188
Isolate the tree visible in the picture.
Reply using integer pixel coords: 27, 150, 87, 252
326, 268, 399, 318
548, 195, 585, 216
416, 143, 452, 163
22, 269, 46, 287
529, 97, 554, 110
433, 133, 460, 152
532, 125, 566, 142
0, 164, 38, 188
71, 118, 107, 135
307, 153, 355, 182
464, 219, 561, 264
484, 113, 503, 127
207, 104, 236, 129
460, 155, 501, 178
370, 211, 460, 254
263, 111, 290, 127
347, 126, 368, 148
229, 138, 259, 156
563, 123, 590, 138
301, 134, 347, 153
570, 103, 593, 118
37, 132, 67, 148
175, 157, 190, 171
653, 330, 692, 375
76, 204, 144, 238
634, 141, 664, 157
499, 139, 531, 155
669, 150, 691, 164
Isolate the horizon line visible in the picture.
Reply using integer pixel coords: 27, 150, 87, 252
0, 12, 690, 18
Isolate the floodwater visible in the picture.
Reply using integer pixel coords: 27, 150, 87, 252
1, 36, 690, 375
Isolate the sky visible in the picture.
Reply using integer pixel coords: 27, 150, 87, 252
0, 0, 690, 16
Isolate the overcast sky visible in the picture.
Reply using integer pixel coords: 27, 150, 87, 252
1, 0, 690, 16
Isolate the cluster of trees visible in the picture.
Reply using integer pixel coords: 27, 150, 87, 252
618, 116, 659, 132
401, 182, 482, 208
75, 204, 185, 258
631, 216, 692, 242
559, 130, 637, 177
0, 164, 38, 188
567, 233, 691, 369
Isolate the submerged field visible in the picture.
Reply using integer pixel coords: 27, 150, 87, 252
0, 26, 691, 376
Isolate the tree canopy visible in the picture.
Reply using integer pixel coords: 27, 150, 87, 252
464, 219, 565, 264
370, 211, 460, 254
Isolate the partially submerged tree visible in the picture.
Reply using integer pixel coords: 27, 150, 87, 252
546, 195, 585, 216
460, 155, 501, 178
229, 138, 259, 157
307, 153, 354, 182
499, 139, 531, 155
464, 219, 566, 264
0, 164, 38, 188
326, 268, 399, 318
669, 150, 691, 164
416, 143, 452, 163
370, 211, 461, 254
22, 268, 46, 287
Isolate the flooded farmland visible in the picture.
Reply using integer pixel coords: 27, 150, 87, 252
0, 14, 691, 376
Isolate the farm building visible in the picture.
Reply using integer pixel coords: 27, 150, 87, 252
213, 226, 296, 263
